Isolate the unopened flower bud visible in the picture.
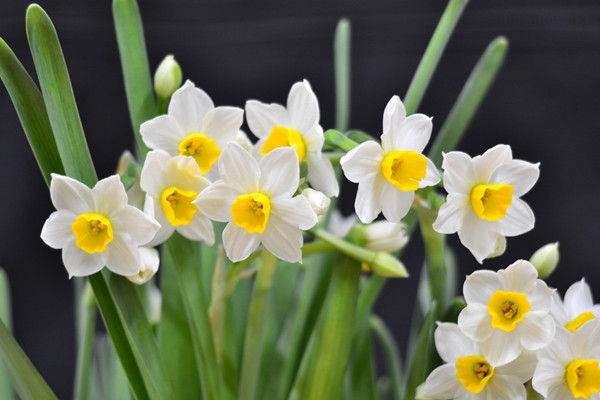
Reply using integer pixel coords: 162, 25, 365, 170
127, 247, 160, 285
529, 242, 559, 279
364, 221, 408, 252
301, 188, 330, 216
154, 55, 182, 99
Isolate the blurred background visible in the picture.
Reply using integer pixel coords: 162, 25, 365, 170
0, 0, 599, 397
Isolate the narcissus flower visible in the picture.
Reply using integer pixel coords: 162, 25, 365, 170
533, 319, 600, 400
194, 143, 318, 263
140, 80, 243, 176
126, 247, 160, 285
41, 174, 160, 278
245, 80, 339, 197
551, 279, 600, 333
433, 144, 539, 263
416, 322, 536, 400
340, 95, 440, 223
458, 260, 555, 366
140, 150, 214, 246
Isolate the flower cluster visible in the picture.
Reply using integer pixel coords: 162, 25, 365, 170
417, 260, 600, 400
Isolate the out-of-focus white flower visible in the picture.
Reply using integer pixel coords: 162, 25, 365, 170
417, 322, 536, 400
41, 174, 160, 278
458, 260, 555, 366
533, 319, 600, 400
236, 130, 254, 152
364, 221, 408, 252
194, 143, 318, 263
340, 96, 440, 223
433, 145, 539, 263
126, 247, 160, 285
551, 278, 600, 333
153, 54, 182, 99
301, 188, 330, 216
530, 242, 560, 279
245, 80, 339, 197
140, 80, 243, 176
140, 150, 214, 246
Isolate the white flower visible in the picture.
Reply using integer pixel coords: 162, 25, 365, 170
532, 319, 600, 400
140, 150, 214, 246
301, 188, 330, 216
340, 95, 440, 223
551, 278, 600, 333
458, 260, 555, 366
140, 80, 244, 177
245, 79, 339, 197
126, 247, 160, 285
433, 144, 539, 263
194, 143, 318, 263
364, 220, 408, 253
40, 174, 160, 278
417, 322, 536, 400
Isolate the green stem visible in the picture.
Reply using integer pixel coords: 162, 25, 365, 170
334, 18, 351, 132
301, 240, 335, 255
238, 249, 278, 400
324, 129, 359, 152
403, 0, 469, 114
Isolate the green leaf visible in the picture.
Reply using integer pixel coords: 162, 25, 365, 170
0, 270, 14, 400
334, 18, 351, 132
428, 37, 509, 166
0, 38, 64, 185
89, 335, 132, 400
345, 317, 377, 400
370, 315, 403, 400
73, 285, 96, 400
113, 0, 155, 158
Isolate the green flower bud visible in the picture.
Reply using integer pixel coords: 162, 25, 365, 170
529, 242, 559, 279
154, 55, 182, 99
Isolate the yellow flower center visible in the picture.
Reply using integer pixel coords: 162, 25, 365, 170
160, 186, 199, 226
261, 126, 306, 161
455, 355, 495, 393
71, 213, 114, 254
566, 312, 596, 333
470, 183, 514, 221
178, 133, 221, 174
380, 150, 427, 192
566, 359, 600, 399
487, 291, 531, 331
231, 192, 271, 234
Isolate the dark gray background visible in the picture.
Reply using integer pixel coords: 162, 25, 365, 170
1, 0, 599, 397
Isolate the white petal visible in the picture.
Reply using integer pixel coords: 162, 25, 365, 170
166, 155, 209, 193
193, 181, 237, 222
441, 151, 477, 194
550, 292, 570, 326
287, 80, 320, 134
218, 143, 260, 193
463, 269, 501, 305
395, 114, 433, 153
143, 196, 176, 247
419, 157, 440, 187
432, 193, 469, 234
494, 198, 535, 237
140, 150, 170, 195
176, 214, 215, 245
301, 125, 325, 154
495, 350, 538, 381
472, 144, 512, 182
434, 322, 479, 363
486, 375, 527, 399
526, 281, 554, 313
518, 314, 555, 351
261, 215, 303, 263
340, 141, 383, 183
532, 358, 567, 397
201, 106, 244, 147
127, 247, 160, 285
139, 114, 184, 153
380, 184, 414, 222
547, 382, 574, 400
480, 328, 522, 366
380, 96, 406, 152
354, 174, 385, 224
458, 303, 494, 342
457, 211, 500, 263
539, 326, 572, 365
62, 241, 104, 278
271, 196, 318, 230
145, 223, 175, 248
168, 80, 214, 133
92, 175, 128, 217
497, 259, 538, 293
110, 206, 160, 245
50, 174, 93, 214
245, 100, 290, 139
104, 234, 142, 276
306, 153, 340, 197
489, 160, 540, 197
41, 210, 76, 249
222, 223, 261, 262
259, 147, 299, 198
416, 364, 462, 400
564, 278, 595, 316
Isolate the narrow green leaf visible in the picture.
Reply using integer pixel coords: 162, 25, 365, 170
0, 39, 63, 185
370, 315, 403, 400
0, 270, 14, 400
0, 318, 57, 400
73, 287, 96, 400
346, 130, 375, 144
403, 0, 469, 114
89, 335, 133, 400
113, 0, 155, 158
345, 318, 377, 400
428, 37, 509, 166
26, 4, 96, 186
334, 18, 351, 132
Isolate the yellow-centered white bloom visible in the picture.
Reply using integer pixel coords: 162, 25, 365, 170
417, 322, 536, 400
126, 247, 160, 285
140, 80, 243, 177
140, 150, 214, 246
533, 319, 600, 400
194, 143, 318, 263
433, 144, 539, 263
40, 174, 160, 278
551, 279, 600, 333
245, 80, 339, 197
458, 260, 555, 366
340, 96, 440, 223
